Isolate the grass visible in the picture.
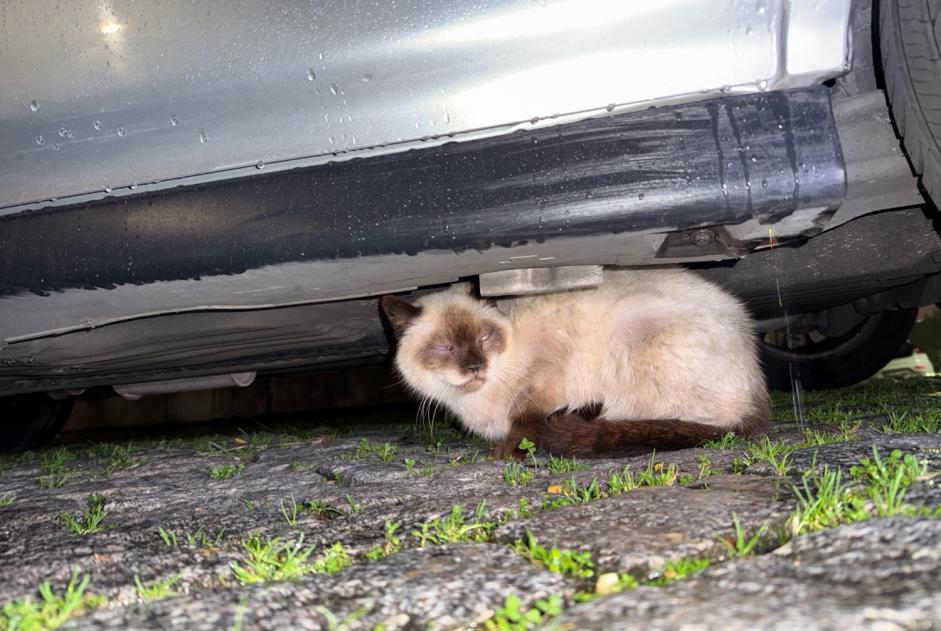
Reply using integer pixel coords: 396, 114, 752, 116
745, 437, 796, 476
788, 448, 937, 535
313, 605, 370, 631
230, 535, 352, 583
0, 571, 105, 630
157, 525, 225, 548
502, 462, 534, 487
311, 542, 353, 574
208, 463, 244, 480
719, 512, 769, 557
545, 454, 586, 474
302, 500, 345, 520
353, 438, 399, 462
586, 555, 711, 600
702, 432, 743, 449
133, 574, 182, 601
38, 447, 73, 489
511, 531, 594, 579
365, 520, 402, 561
482, 594, 563, 631
60, 494, 109, 535
412, 503, 494, 546
345, 495, 364, 514
881, 408, 941, 433
0, 494, 15, 507
645, 557, 711, 586
280, 496, 301, 527
103, 443, 144, 475
230, 535, 317, 583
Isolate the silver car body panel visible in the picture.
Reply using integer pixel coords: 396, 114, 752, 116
0, 0, 852, 215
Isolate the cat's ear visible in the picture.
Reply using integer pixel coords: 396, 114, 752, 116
380, 295, 423, 339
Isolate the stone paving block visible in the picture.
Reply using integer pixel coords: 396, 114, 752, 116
556, 517, 941, 630
493, 475, 794, 575
60, 543, 566, 631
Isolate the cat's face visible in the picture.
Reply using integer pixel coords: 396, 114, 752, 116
381, 292, 510, 396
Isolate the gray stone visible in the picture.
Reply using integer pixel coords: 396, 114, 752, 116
62, 544, 566, 630
493, 475, 793, 575
556, 517, 941, 630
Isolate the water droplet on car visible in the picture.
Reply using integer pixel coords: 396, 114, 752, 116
761, 179, 768, 188
129, 183, 137, 190
36, 135, 44, 145
255, 160, 265, 170
117, 126, 126, 136
93, 120, 103, 131
307, 68, 316, 81
606, 103, 615, 112
29, 100, 40, 112
443, 111, 451, 124
169, 115, 180, 126
758, 79, 769, 91
52, 143, 60, 151
330, 83, 339, 96
104, 186, 112, 192
199, 129, 208, 143
361, 73, 373, 82
58, 126, 68, 137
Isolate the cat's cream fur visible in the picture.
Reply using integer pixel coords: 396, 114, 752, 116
389, 267, 769, 447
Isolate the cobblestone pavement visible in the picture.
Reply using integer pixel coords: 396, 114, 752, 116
1, 380, 940, 630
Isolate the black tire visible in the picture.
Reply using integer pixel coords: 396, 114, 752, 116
880, 0, 941, 203
760, 308, 918, 390
0, 393, 74, 453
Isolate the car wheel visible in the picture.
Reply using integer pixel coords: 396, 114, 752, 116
760, 308, 918, 390
880, 0, 941, 203
0, 393, 74, 453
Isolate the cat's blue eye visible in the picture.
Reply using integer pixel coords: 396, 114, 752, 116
434, 344, 453, 352
479, 333, 490, 342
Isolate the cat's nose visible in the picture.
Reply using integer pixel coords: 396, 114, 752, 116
465, 362, 484, 373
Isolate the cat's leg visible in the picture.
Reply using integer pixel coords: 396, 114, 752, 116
493, 408, 545, 460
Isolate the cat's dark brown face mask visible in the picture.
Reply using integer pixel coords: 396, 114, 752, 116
381, 295, 507, 392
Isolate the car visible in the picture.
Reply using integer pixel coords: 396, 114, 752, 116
872, 342, 935, 380
2, 0, 941, 450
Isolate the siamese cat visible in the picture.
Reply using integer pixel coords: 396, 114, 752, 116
381, 268, 769, 458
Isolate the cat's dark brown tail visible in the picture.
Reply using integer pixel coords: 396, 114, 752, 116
537, 402, 770, 459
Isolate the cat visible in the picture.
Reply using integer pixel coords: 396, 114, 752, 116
381, 268, 770, 458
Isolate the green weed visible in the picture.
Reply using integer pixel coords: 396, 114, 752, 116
702, 432, 742, 449
511, 531, 594, 579
645, 557, 710, 586
482, 594, 563, 631
502, 462, 534, 487
208, 464, 244, 480
719, 512, 769, 557
745, 437, 796, 476
103, 443, 144, 475
38, 447, 73, 489
312, 542, 352, 574
0, 571, 104, 630
546, 454, 586, 474
133, 574, 181, 601
60, 494, 108, 535
365, 521, 402, 561
353, 438, 399, 462
412, 503, 494, 546
0, 494, 15, 507
230, 535, 317, 583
